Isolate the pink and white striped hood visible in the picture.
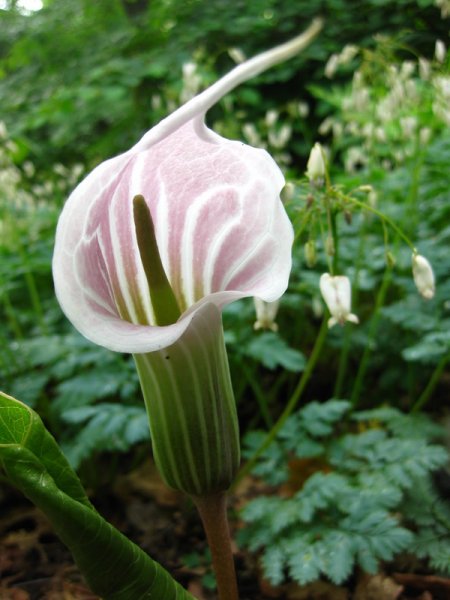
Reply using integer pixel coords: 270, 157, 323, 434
52, 26, 321, 353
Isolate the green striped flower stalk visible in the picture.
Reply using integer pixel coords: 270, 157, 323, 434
52, 23, 322, 499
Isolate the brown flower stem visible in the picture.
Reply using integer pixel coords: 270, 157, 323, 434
193, 492, 238, 600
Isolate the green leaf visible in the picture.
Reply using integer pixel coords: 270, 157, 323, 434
0, 391, 194, 600
61, 403, 150, 468
244, 332, 306, 371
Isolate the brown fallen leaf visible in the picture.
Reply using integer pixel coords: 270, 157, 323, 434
187, 578, 209, 599
416, 592, 433, 600
114, 459, 182, 507
0, 589, 30, 600
284, 580, 349, 599
354, 573, 403, 600
280, 458, 332, 497
393, 572, 450, 599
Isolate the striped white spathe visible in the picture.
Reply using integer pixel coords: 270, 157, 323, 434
53, 22, 322, 354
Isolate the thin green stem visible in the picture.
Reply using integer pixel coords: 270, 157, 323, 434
234, 316, 328, 486
293, 210, 312, 243
350, 266, 393, 407
405, 142, 425, 233
2, 291, 24, 340
241, 362, 273, 428
319, 215, 333, 274
193, 492, 238, 600
13, 236, 48, 335
339, 192, 416, 253
334, 221, 367, 397
330, 209, 339, 275
411, 354, 450, 413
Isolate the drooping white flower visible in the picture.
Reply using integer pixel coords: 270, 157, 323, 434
319, 273, 359, 328
253, 298, 280, 332
412, 254, 435, 300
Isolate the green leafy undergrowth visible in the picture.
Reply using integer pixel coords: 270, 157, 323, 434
3, 332, 145, 469
61, 402, 149, 467
239, 400, 450, 586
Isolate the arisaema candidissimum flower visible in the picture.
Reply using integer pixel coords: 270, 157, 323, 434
53, 21, 322, 497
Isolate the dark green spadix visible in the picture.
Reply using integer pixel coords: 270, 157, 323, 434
133, 194, 181, 326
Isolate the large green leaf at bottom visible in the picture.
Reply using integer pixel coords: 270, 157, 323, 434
0, 391, 195, 600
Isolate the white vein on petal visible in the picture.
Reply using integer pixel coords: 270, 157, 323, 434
86, 232, 118, 315
154, 177, 172, 286
221, 230, 275, 291
180, 184, 241, 306
108, 189, 140, 324
219, 179, 275, 291
202, 194, 243, 297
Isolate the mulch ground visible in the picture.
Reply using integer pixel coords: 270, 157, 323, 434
1, 460, 449, 600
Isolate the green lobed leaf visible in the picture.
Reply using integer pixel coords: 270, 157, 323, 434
244, 332, 306, 372
0, 391, 195, 600
61, 403, 150, 468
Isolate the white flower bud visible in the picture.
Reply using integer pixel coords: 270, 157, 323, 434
412, 254, 435, 299
419, 127, 432, 145
319, 273, 359, 328
265, 109, 278, 127
435, 40, 446, 63
339, 44, 359, 65
325, 234, 335, 256
297, 102, 309, 117
254, 298, 280, 332
0, 121, 7, 139
306, 142, 326, 184
419, 57, 431, 80
182, 62, 197, 79
281, 182, 295, 202
243, 123, 262, 147
325, 53, 339, 78
228, 47, 246, 64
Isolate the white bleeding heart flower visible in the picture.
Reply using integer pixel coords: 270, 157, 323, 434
254, 298, 280, 332
412, 253, 435, 300
52, 21, 322, 496
319, 273, 359, 328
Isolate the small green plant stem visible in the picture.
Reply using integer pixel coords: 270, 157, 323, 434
241, 362, 273, 428
12, 233, 48, 335
330, 209, 339, 275
350, 266, 393, 407
193, 492, 238, 600
234, 316, 328, 485
334, 223, 367, 397
339, 192, 417, 253
411, 353, 450, 413
405, 141, 425, 233
2, 290, 24, 340
293, 209, 312, 243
